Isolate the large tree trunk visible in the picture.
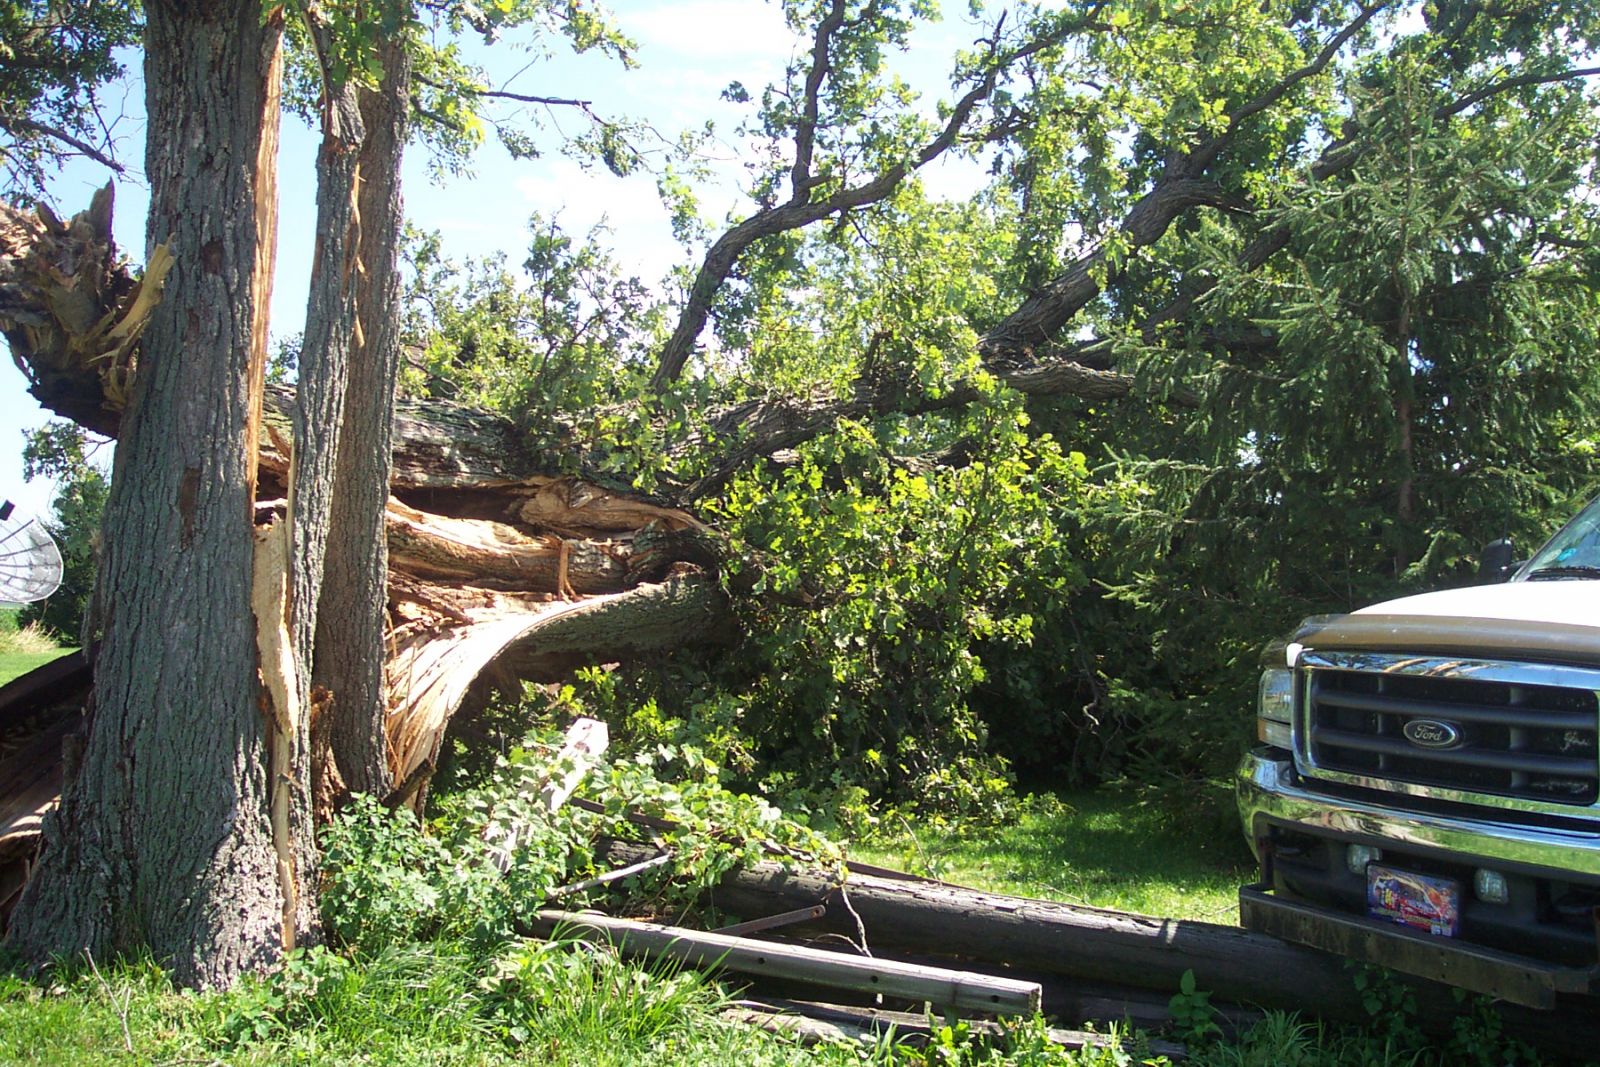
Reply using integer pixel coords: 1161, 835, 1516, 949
314, 36, 412, 802
5, 0, 295, 988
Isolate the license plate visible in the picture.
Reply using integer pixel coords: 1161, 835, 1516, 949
1366, 864, 1460, 937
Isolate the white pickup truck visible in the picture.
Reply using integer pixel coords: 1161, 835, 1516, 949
1238, 494, 1600, 1008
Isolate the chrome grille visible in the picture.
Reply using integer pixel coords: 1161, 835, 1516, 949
1299, 653, 1600, 808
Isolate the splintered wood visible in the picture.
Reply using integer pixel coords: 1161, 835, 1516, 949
384, 594, 626, 788
0, 186, 172, 433
250, 516, 301, 950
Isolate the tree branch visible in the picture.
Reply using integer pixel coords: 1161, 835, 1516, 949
790, 0, 848, 201
648, 14, 1084, 392
1437, 64, 1600, 120
414, 72, 595, 111
676, 354, 1140, 500
982, 1, 1385, 362
0, 114, 124, 174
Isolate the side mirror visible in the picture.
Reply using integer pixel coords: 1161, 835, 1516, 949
1478, 538, 1515, 584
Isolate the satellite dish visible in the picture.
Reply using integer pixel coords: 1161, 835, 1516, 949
0, 500, 63, 604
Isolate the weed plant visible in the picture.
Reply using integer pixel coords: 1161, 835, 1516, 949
0, 614, 60, 655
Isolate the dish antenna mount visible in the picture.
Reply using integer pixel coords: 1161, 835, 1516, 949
0, 500, 63, 604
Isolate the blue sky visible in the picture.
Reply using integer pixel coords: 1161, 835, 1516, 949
2, 0, 983, 520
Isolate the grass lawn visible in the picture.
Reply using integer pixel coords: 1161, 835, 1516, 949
0, 606, 74, 686
0, 649, 73, 687
850, 787, 1255, 925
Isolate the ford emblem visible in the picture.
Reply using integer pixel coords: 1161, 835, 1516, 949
1403, 719, 1463, 749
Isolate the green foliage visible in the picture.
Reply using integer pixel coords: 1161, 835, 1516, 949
892, 1015, 1161, 1066
0, 0, 139, 198
400, 220, 662, 423
1167, 970, 1222, 1046
18, 422, 106, 643
1016, 11, 1600, 793
477, 936, 721, 1053
320, 726, 838, 952
385, 0, 1600, 815
538, 398, 1091, 817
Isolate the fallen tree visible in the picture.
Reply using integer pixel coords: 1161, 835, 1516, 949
5, 4, 1596, 809
3, 0, 1599, 995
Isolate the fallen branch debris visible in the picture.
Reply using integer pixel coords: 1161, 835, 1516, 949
533, 908, 1044, 1016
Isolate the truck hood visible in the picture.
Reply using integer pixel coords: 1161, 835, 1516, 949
1354, 580, 1600, 630
1292, 580, 1600, 666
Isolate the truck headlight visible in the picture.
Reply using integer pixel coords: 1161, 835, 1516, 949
1257, 668, 1294, 750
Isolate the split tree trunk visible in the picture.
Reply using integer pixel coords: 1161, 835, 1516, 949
314, 36, 412, 802
7, 0, 297, 988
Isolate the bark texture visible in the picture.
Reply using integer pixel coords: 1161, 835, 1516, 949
6, 0, 291, 988
314, 37, 412, 798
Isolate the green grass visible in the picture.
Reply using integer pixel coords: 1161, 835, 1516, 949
849, 787, 1255, 925
0, 941, 1544, 1067
0, 606, 74, 685
0, 650, 73, 686
0, 941, 1157, 1066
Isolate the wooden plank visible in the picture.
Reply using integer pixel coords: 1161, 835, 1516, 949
0, 650, 89, 731
534, 909, 1042, 1015
721, 1006, 875, 1047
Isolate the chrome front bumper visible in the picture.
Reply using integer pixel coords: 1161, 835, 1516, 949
1238, 748, 1600, 1006
1237, 748, 1600, 879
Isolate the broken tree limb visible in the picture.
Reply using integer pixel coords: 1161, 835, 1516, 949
385, 575, 731, 792
0, 186, 170, 437
533, 909, 1043, 1015
548, 851, 673, 899
489, 717, 608, 872
384, 499, 630, 593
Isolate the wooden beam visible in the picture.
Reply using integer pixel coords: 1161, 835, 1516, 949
715, 904, 827, 937
533, 909, 1043, 1016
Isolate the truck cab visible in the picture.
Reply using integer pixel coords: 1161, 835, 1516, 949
1237, 494, 1600, 1008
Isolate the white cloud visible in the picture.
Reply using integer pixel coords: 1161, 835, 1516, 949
624, 0, 797, 64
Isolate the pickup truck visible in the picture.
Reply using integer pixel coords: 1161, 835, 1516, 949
1237, 493, 1600, 1008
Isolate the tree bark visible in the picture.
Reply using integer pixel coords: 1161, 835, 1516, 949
315, 38, 412, 800
7, 0, 293, 988
266, 15, 371, 947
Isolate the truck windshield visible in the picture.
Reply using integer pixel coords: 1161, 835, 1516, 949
1520, 494, 1600, 580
